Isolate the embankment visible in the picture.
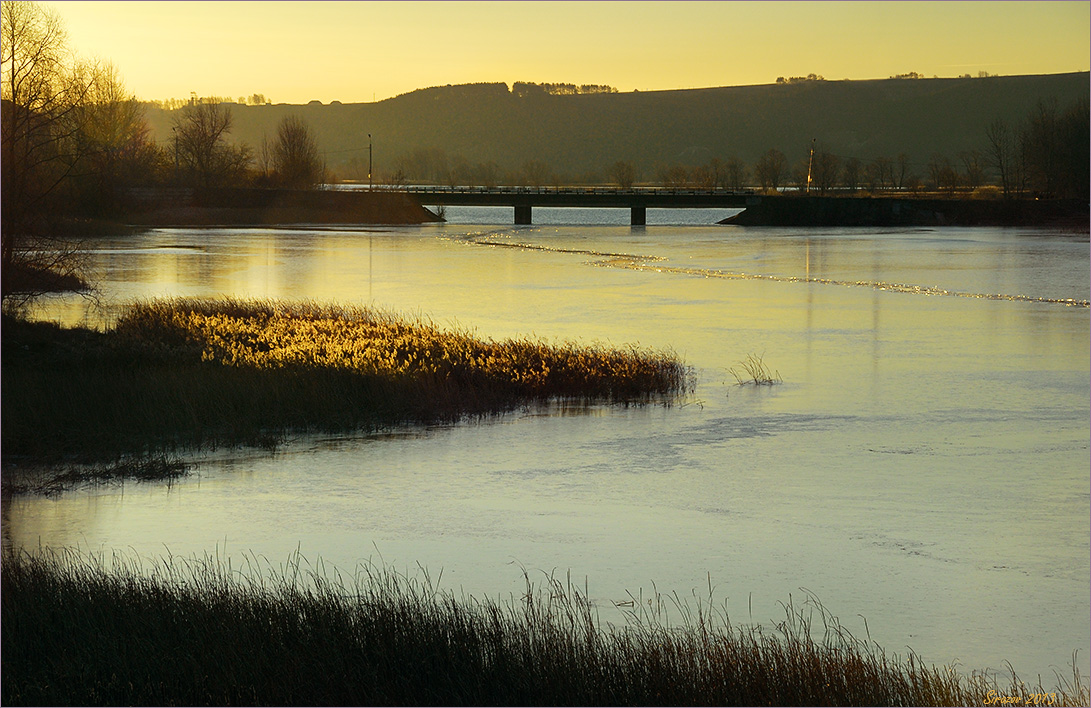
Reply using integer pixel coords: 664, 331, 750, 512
125, 187, 443, 226
720, 196, 1089, 229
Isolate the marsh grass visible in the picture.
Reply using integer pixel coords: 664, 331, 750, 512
2, 547, 1085, 707
730, 352, 782, 385
3, 298, 692, 465
1, 456, 188, 496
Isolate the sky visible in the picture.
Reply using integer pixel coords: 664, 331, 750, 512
46, 1, 1091, 105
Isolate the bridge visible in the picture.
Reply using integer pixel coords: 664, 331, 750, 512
403, 186, 762, 225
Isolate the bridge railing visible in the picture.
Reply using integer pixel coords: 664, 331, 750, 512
403, 185, 756, 197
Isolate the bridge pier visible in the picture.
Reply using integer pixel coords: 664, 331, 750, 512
631, 206, 646, 226
514, 204, 532, 225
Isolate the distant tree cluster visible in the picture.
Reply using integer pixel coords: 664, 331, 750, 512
394, 83, 509, 101
985, 97, 1089, 198
512, 82, 618, 97
647, 158, 748, 191
145, 93, 271, 110
890, 72, 924, 80
776, 74, 825, 84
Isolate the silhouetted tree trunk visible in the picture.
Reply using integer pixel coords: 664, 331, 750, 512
842, 157, 861, 192
895, 153, 910, 191
272, 115, 324, 189
985, 119, 1015, 196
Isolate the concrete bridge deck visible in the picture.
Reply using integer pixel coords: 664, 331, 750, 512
403, 186, 760, 224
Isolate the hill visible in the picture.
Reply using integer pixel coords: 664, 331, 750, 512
143, 73, 1090, 184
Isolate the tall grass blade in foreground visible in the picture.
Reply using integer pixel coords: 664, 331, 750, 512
3, 547, 1085, 706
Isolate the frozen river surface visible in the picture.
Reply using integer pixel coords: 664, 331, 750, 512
4, 208, 1089, 682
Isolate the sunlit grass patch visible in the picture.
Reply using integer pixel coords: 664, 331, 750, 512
2, 547, 1085, 706
2, 298, 692, 465
112, 298, 691, 402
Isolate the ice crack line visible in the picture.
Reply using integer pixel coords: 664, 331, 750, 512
465, 236, 1089, 308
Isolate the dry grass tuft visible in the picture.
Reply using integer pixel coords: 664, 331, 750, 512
729, 352, 782, 385
3, 547, 1085, 706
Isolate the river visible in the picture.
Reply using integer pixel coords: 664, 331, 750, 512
3, 206, 1089, 683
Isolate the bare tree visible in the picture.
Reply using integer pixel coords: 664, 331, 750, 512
754, 148, 787, 192
172, 100, 251, 188
959, 150, 986, 190
609, 160, 636, 189
473, 161, 499, 188
692, 163, 717, 190
724, 157, 747, 191
985, 118, 1018, 197
67, 62, 161, 213
842, 157, 861, 192
928, 154, 959, 195
520, 159, 550, 187
707, 158, 725, 189
869, 156, 893, 190
895, 153, 910, 191
1019, 97, 1088, 198
658, 164, 690, 188
811, 150, 840, 194
271, 115, 324, 188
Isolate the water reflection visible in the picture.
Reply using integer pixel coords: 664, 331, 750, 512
5, 217, 1089, 681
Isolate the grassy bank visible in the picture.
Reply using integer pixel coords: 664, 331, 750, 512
2, 298, 690, 470
2, 547, 1085, 706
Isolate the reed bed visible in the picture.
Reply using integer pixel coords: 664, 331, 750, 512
2, 298, 691, 465
2, 547, 1085, 707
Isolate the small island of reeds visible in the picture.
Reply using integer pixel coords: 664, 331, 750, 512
2, 298, 690, 490
2, 547, 1086, 706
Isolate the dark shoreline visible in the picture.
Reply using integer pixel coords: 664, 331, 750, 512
719, 196, 1090, 229
124, 187, 443, 226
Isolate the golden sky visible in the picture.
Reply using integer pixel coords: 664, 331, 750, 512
47, 1, 1091, 104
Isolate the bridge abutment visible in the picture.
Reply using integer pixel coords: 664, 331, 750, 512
631, 206, 646, 226
514, 205, 532, 224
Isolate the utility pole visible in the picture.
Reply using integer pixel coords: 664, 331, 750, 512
806, 138, 816, 194
368, 133, 373, 191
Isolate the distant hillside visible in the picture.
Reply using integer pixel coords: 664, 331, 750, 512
143, 73, 1089, 183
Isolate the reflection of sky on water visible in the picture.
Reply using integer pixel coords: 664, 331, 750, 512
6, 217, 1089, 682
